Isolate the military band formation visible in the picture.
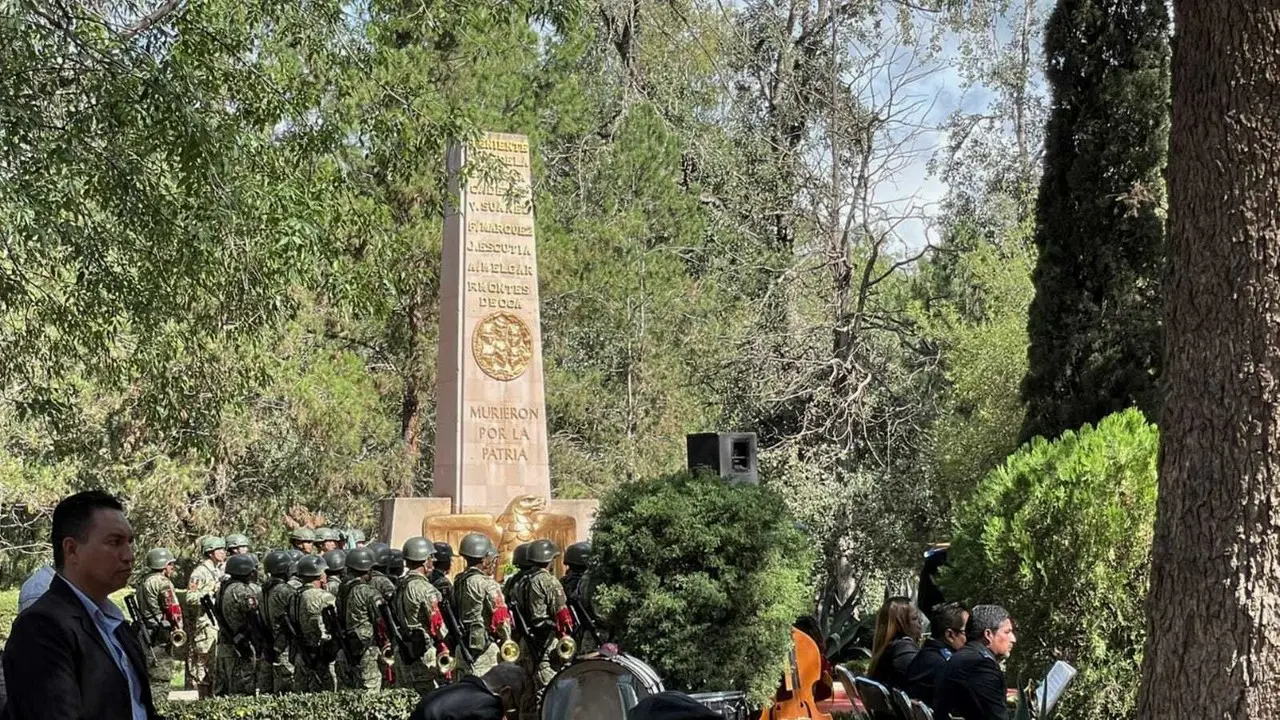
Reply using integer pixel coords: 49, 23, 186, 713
126, 525, 598, 702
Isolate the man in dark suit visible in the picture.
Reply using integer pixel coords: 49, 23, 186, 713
2, 490, 164, 720
932, 604, 1017, 720
906, 602, 969, 703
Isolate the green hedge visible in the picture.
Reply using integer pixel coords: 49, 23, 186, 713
159, 690, 859, 719
0, 589, 16, 648
591, 470, 814, 705
159, 690, 420, 719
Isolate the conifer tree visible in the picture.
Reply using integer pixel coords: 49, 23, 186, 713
1020, 0, 1170, 442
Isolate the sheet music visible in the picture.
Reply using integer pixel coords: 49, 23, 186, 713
1036, 660, 1077, 716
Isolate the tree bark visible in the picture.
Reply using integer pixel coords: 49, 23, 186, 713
1137, 3, 1280, 718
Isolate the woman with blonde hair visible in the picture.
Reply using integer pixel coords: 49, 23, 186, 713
867, 596, 923, 691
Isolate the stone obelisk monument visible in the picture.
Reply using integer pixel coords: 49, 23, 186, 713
381, 132, 595, 558
434, 132, 551, 511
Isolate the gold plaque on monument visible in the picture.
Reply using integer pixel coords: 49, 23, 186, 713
472, 311, 534, 382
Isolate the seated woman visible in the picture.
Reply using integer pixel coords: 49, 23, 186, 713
867, 596, 922, 692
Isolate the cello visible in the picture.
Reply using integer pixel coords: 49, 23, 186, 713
758, 627, 834, 720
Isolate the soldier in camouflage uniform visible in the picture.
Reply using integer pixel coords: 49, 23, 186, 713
429, 542, 454, 598
386, 548, 406, 580
134, 548, 180, 700
336, 547, 383, 691
286, 549, 305, 589
521, 539, 575, 698
368, 543, 397, 601
503, 543, 534, 673
225, 533, 252, 556
561, 541, 599, 652
391, 537, 452, 695
453, 533, 513, 678
289, 555, 339, 692
259, 550, 297, 694
214, 554, 264, 695
316, 527, 340, 553
323, 549, 346, 596
185, 535, 226, 698
289, 527, 316, 556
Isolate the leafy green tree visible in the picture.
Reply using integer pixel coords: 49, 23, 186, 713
1020, 0, 1170, 442
590, 470, 813, 702
945, 408, 1158, 720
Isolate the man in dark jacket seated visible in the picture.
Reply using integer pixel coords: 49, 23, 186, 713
933, 604, 1017, 720
905, 602, 969, 703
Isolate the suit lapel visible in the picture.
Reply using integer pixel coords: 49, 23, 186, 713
50, 575, 113, 659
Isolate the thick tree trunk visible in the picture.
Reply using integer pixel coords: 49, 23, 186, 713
1137, 3, 1280, 718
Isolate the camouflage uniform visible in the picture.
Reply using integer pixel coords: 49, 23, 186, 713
184, 558, 221, 697
214, 578, 262, 695
261, 577, 297, 693
429, 567, 453, 599
453, 566, 511, 678
391, 572, 448, 694
370, 569, 397, 602
290, 585, 338, 692
336, 575, 382, 691
135, 571, 177, 700
562, 569, 599, 653
326, 574, 342, 597
520, 567, 572, 692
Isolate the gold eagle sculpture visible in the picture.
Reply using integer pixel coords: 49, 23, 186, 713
423, 495, 577, 582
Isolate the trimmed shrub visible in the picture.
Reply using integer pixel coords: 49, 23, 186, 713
159, 690, 419, 719
591, 470, 813, 704
944, 408, 1157, 720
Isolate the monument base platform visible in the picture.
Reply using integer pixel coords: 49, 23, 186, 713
380, 495, 598, 579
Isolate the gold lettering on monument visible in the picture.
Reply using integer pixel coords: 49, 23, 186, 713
465, 241, 533, 256
466, 261, 535, 277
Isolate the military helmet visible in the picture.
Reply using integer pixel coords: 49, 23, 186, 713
226, 554, 257, 578
459, 532, 491, 560
373, 546, 392, 570
386, 549, 405, 577
513, 543, 533, 569
564, 542, 592, 570
528, 539, 560, 565
290, 527, 316, 543
296, 555, 327, 579
144, 548, 175, 570
484, 537, 498, 559
368, 541, 391, 566
286, 548, 304, 563
322, 549, 347, 574
344, 528, 366, 545
402, 536, 434, 563
225, 533, 250, 550
346, 547, 376, 573
316, 527, 339, 542
264, 550, 292, 577
201, 535, 227, 554
432, 541, 454, 561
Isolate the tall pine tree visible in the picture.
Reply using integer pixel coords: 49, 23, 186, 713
1020, 0, 1170, 443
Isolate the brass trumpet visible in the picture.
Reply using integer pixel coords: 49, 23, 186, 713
437, 650, 457, 673
381, 643, 396, 664
169, 628, 187, 649
500, 639, 521, 663
555, 635, 576, 661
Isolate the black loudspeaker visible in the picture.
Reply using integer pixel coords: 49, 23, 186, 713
686, 432, 758, 485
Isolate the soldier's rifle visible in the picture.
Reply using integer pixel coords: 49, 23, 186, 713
123, 593, 158, 663
437, 597, 477, 668
246, 595, 276, 663
567, 594, 603, 647
282, 600, 314, 667
322, 603, 357, 665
